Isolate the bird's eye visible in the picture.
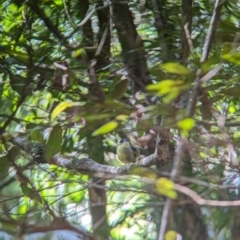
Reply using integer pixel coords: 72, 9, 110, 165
119, 138, 129, 144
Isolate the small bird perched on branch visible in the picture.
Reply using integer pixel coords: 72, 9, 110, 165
116, 138, 140, 163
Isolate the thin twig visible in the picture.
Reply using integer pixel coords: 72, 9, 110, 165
184, 23, 194, 54
63, 0, 76, 28
175, 184, 240, 207
201, 0, 225, 62
158, 1, 225, 239
158, 141, 186, 240
95, 25, 109, 57
77, 7, 96, 27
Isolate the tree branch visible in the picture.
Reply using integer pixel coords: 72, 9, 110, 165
8, 136, 158, 176
175, 184, 240, 207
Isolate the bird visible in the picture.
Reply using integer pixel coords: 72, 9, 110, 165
116, 138, 140, 163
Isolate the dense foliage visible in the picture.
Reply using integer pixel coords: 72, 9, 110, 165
1, 0, 240, 240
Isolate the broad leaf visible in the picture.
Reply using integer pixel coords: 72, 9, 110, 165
160, 62, 191, 75
51, 102, 80, 120
92, 121, 118, 136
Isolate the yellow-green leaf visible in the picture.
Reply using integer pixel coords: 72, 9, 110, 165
160, 62, 191, 75
116, 114, 129, 120
147, 80, 185, 92
201, 56, 219, 73
146, 80, 189, 103
51, 102, 79, 120
92, 121, 118, 136
222, 53, 240, 65
164, 230, 178, 240
72, 48, 86, 58
229, 104, 236, 113
155, 178, 177, 199
177, 118, 195, 130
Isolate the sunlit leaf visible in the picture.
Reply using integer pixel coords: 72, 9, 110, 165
160, 62, 191, 75
147, 80, 187, 92
51, 102, 80, 120
177, 118, 195, 130
155, 178, 177, 199
222, 53, 240, 64
229, 104, 236, 113
69, 191, 85, 203
164, 230, 178, 240
92, 121, 118, 136
200, 151, 207, 158
146, 80, 189, 103
116, 114, 129, 120
72, 48, 86, 58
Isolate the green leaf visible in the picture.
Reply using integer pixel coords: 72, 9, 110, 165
147, 80, 185, 93
85, 113, 114, 121
0, 155, 9, 176
222, 52, 240, 65
160, 62, 191, 75
29, 127, 44, 142
108, 79, 128, 99
146, 80, 189, 103
201, 56, 219, 73
92, 121, 118, 136
155, 178, 177, 199
177, 118, 195, 130
150, 65, 167, 79
72, 48, 86, 58
51, 102, 80, 120
45, 126, 62, 160
1, 47, 29, 63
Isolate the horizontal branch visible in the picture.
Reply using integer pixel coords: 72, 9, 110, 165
9, 136, 158, 177
175, 184, 240, 207
50, 153, 157, 177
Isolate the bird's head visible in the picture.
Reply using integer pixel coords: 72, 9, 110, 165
119, 138, 129, 145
